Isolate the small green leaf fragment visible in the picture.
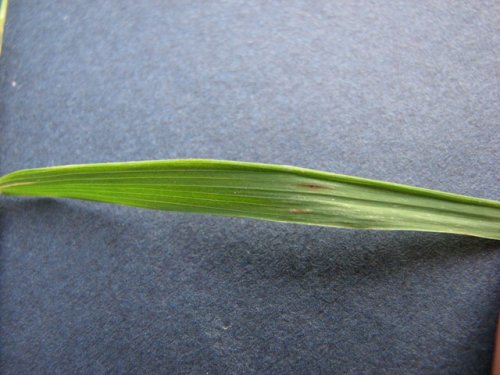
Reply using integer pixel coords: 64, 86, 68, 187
0, 0, 8, 56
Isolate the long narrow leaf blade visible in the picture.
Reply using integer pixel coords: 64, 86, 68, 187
0, 159, 499, 239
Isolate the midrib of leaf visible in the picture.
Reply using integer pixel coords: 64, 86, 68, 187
0, 159, 498, 240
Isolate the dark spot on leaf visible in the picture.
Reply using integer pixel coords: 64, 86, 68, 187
298, 183, 329, 190
289, 208, 312, 214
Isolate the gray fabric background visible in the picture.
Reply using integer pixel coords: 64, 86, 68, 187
1, 1, 499, 374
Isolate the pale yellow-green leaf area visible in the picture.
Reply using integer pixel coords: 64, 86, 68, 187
0, 0, 8, 56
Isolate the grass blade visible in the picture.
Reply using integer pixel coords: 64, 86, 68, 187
0, 0, 8, 56
0, 159, 498, 239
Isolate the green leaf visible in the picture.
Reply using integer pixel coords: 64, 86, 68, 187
0, 0, 8, 56
0, 159, 499, 239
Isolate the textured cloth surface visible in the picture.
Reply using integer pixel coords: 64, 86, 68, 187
1, 1, 499, 374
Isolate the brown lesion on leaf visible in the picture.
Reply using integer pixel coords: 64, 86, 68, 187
289, 208, 312, 214
297, 183, 330, 190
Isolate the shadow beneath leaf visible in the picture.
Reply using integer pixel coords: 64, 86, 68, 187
1, 198, 497, 284
166, 215, 498, 283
